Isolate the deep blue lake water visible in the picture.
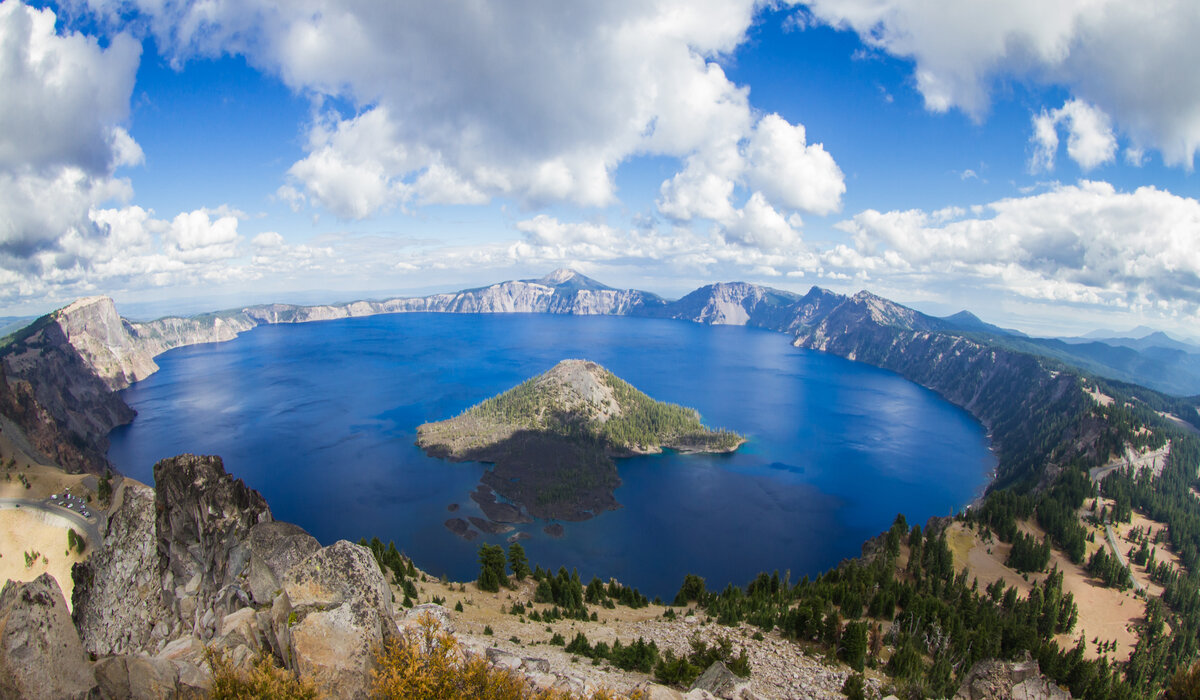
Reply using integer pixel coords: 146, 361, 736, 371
107, 313, 995, 598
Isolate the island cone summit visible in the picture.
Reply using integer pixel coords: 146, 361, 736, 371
418, 359, 742, 529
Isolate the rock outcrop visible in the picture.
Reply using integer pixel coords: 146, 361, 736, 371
0, 311, 135, 472
0, 574, 97, 699
154, 454, 272, 638
61, 451, 400, 698
274, 540, 398, 698
689, 660, 753, 699
72, 480, 171, 656
953, 656, 1071, 700
247, 521, 321, 605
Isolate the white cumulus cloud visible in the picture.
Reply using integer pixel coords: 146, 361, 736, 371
800, 0, 1200, 167
80, 0, 844, 228
1030, 100, 1117, 172
744, 114, 844, 215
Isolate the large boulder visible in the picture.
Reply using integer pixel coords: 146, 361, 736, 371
153, 454, 271, 634
73, 481, 172, 655
94, 655, 179, 699
247, 521, 320, 605
954, 656, 1071, 700
0, 574, 97, 699
94, 653, 210, 699
689, 661, 751, 700
276, 539, 398, 699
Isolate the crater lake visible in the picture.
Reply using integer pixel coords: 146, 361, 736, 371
107, 313, 995, 598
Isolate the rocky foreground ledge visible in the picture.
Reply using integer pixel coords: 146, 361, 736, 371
0, 453, 1070, 699
1, 454, 399, 698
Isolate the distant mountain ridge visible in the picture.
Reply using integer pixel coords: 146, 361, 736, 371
2, 268, 1196, 485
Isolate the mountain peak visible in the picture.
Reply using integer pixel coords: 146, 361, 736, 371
946, 310, 981, 323
537, 359, 623, 423
57, 296, 117, 316
541, 268, 580, 284
530, 269, 613, 291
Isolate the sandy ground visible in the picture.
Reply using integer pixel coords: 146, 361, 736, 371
947, 520, 1144, 662
1106, 510, 1184, 600
1157, 411, 1200, 437
0, 507, 88, 609
1085, 386, 1115, 407
0, 429, 101, 501
0, 433, 106, 610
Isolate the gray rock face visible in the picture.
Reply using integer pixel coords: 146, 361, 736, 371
0, 574, 97, 699
52, 296, 160, 391
73, 481, 171, 656
0, 306, 135, 472
954, 656, 1071, 700
154, 454, 271, 636
94, 653, 209, 700
404, 603, 454, 633
247, 521, 320, 605
690, 660, 747, 699
278, 539, 399, 699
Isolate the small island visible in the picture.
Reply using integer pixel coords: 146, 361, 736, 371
418, 359, 743, 526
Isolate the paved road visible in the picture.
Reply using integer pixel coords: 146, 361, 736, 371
0, 496, 102, 548
1091, 468, 1145, 594
1105, 524, 1144, 593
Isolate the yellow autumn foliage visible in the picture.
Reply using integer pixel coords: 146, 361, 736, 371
205, 646, 320, 700
371, 613, 642, 700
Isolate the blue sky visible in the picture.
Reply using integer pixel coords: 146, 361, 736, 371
3, 1, 1199, 337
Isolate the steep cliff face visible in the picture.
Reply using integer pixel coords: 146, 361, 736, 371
128, 312, 258, 358
52, 297, 160, 390
72, 481, 170, 656
650, 282, 801, 327
153, 454, 272, 636
645, 282, 849, 334
794, 294, 1089, 487
0, 311, 134, 472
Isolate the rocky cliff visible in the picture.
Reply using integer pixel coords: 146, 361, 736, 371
0, 308, 135, 472
153, 454, 272, 637
72, 480, 171, 656
54, 454, 401, 698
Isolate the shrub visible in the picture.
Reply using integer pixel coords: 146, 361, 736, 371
841, 673, 866, 700
1165, 661, 1200, 700
206, 647, 318, 700
371, 613, 637, 700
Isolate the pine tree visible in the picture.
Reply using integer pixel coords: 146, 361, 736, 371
507, 542, 531, 581
477, 544, 507, 592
